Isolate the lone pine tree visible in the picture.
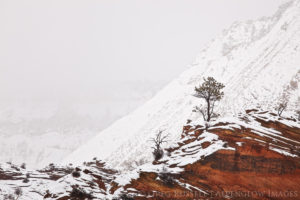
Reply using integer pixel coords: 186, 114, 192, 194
194, 77, 225, 122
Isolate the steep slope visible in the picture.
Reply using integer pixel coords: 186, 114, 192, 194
122, 110, 300, 200
0, 80, 163, 168
63, 0, 300, 170
1, 110, 299, 199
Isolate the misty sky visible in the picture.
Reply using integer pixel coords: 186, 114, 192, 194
0, 0, 286, 101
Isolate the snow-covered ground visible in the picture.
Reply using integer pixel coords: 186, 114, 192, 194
1, 1, 300, 199
1, 109, 298, 200
0, 80, 165, 168
63, 0, 300, 170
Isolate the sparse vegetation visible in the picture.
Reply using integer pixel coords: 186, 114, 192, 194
11, 165, 20, 171
75, 167, 81, 171
22, 173, 30, 183
14, 187, 22, 200
20, 163, 26, 169
275, 93, 289, 117
70, 185, 93, 199
151, 130, 168, 161
48, 163, 55, 170
297, 110, 300, 121
112, 193, 135, 200
276, 101, 288, 117
194, 77, 225, 122
3, 194, 15, 200
23, 178, 29, 183
72, 171, 81, 178
158, 167, 175, 187
153, 148, 164, 161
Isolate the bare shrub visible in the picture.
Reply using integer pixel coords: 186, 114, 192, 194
70, 185, 93, 199
275, 92, 289, 117
276, 101, 288, 117
151, 131, 168, 161
153, 148, 164, 161
14, 187, 22, 200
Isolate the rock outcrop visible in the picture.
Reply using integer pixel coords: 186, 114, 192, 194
1, 110, 299, 200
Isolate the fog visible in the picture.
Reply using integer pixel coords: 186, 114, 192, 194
0, 0, 286, 102
0, 0, 289, 167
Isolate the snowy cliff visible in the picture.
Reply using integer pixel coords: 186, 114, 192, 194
63, 0, 300, 170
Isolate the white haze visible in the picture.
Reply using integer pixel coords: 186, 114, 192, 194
0, 0, 287, 167
0, 0, 286, 101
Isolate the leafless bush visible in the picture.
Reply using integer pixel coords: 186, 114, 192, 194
276, 101, 288, 117
275, 92, 290, 117
14, 187, 22, 200
151, 131, 168, 161
153, 148, 164, 161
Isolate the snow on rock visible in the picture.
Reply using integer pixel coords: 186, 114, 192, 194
63, 0, 300, 171
0, 110, 299, 199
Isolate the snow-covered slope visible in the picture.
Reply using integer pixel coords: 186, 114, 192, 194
0, 81, 164, 168
64, 0, 300, 170
2, 110, 299, 200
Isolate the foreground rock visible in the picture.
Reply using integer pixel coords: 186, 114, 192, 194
0, 110, 299, 200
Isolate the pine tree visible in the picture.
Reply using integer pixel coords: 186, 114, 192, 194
194, 77, 225, 122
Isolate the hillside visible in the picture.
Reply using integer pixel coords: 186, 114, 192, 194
0, 80, 164, 168
63, 0, 300, 171
0, 110, 299, 199
1, 0, 300, 199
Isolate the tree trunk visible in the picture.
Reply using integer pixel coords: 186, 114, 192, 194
207, 99, 210, 122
